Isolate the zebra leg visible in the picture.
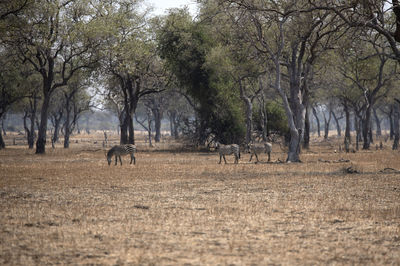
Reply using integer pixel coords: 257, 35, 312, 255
255, 153, 259, 163
130, 154, 136, 164
249, 154, 253, 162
234, 154, 238, 164
218, 154, 222, 164
114, 155, 118, 166
267, 152, 271, 162
118, 155, 122, 165
223, 155, 227, 164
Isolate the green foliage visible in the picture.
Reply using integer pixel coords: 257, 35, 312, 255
254, 100, 289, 136
0, 50, 29, 116
157, 9, 245, 144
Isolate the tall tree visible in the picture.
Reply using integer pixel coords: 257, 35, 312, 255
62, 71, 92, 148
98, 0, 164, 144
310, 1, 400, 63
217, 0, 342, 161
338, 33, 395, 149
158, 8, 245, 144
2, 0, 101, 153
0, 50, 27, 149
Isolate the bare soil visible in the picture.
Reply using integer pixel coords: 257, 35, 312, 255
1, 134, 399, 265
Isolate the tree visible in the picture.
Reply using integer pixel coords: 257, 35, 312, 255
20, 74, 41, 149
0, 50, 27, 149
62, 71, 92, 148
158, 8, 245, 144
2, 0, 101, 153
218, 0, 342, 161
165, 89, 196, 140
0, 0, 29, 20
338, 33, 395, 149
98, 0, 164, 145
309, 1, 400, 63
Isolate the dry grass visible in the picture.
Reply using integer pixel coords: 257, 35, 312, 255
1, 134, 400, 265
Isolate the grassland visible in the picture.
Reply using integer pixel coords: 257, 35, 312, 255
1, 132, 400, 265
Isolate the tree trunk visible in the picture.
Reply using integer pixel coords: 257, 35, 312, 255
128, 113, 135, 145
369, 120, 374, 144
64, 100, 71, 148
393, 102, 399, 150
169, 111, 175, 138
373, 108, 382, 137
344, 103, 351, 144
239, 81, 253, 144
0, 130, 4, 149
323, 110, 332, 139
147, 109, 153, 147
362, 106, 372, 149
1, 114, 6, 136
23, 111, 36, 149
152, 107, 162, 143
355, 114, 360, 150
52, 113, 62, 145
275, 63, 304, 162
303, 106, 310, 149
389, 106, 394, 140
120, 113, 129, 145
168, 110, 179, 139
36, 94, 51, 154
0, 112, 5, 149
312, 106, 321, 137
331, 111, 341, 137
261, 104, 268, 141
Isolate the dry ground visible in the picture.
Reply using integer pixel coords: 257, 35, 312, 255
1, 133, 400, 265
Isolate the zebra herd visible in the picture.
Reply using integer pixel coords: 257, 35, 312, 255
106, 142, 273, 166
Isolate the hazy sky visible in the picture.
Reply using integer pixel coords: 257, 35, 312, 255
147, 0, 198, 16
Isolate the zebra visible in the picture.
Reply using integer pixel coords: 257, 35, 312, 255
247, 142, 272, 163
215, 142, 240, 164
106, 144, 136, 166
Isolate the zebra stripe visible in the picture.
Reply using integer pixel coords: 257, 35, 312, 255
107, 144, 136, 166
247, 142, 272, 163
215, 142, 240, 164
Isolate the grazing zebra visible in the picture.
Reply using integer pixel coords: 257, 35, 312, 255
215, 142, 240, 164
247, 142, 272, 163
106, 144, 136, 166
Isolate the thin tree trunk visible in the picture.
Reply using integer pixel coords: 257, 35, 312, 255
153, 107, 162, 143
0, 113, 5, 149
344, 103, 351, 144
239, 81, 253, 144
369, 120, 374, 144
373, 108, 382, 137
303, 106, 310, 149
0, 130, 4, 149
1, 114, 6, 136
169, 111, 175, 138
261, 105, 268, 141
362, 106, 372, 149
389, 106, 394, 140
331, 111, 341, 137
355, 114, 360, 150
169, 111, 179, 139
393, 102, 400, 150
312, 107, 321, 137
323, 110, 332, 139
147, 109, 153, 147
23, 111, 36, 149
64, 101, 71, 148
